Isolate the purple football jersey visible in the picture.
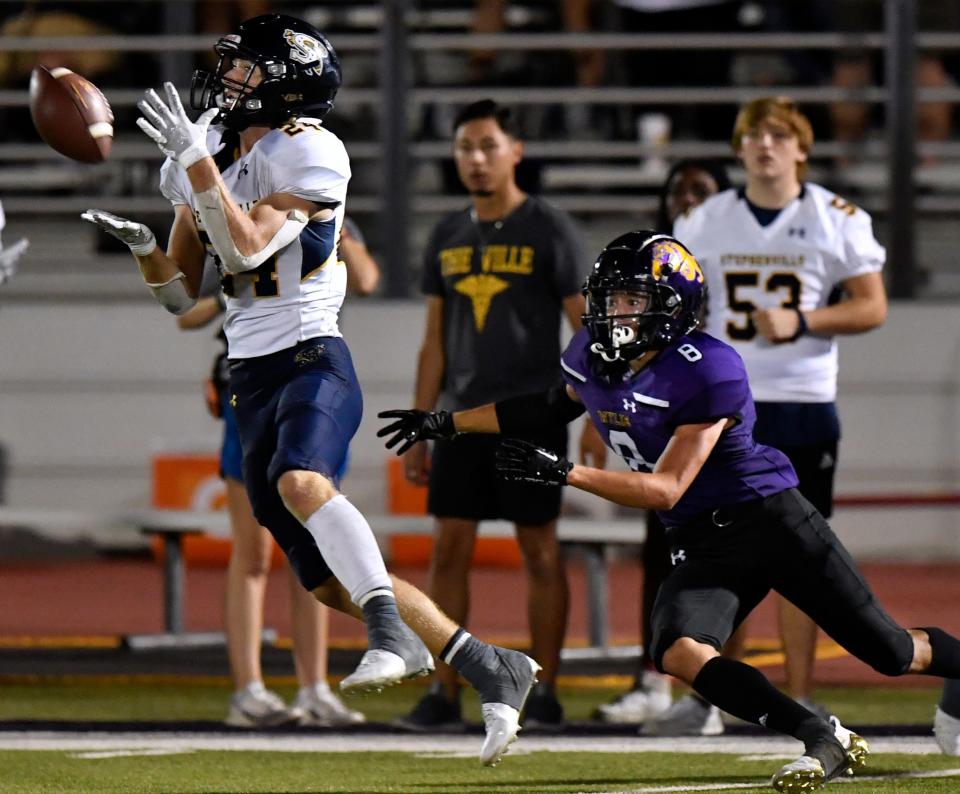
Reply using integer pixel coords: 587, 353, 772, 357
561, 329, 798, 527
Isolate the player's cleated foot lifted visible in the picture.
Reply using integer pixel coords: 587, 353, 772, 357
225, 683, 301, 728
340, 645, 434, 695
476, 648, 541, 767
393, 691, 467, 733
771, 717, 868, 792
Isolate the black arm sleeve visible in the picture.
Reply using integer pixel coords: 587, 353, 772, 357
494, 383, 586, 433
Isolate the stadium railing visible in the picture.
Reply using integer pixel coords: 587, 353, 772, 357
1, 18, 960, 295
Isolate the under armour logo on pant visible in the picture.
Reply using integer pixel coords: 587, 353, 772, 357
670, 549, 686, 566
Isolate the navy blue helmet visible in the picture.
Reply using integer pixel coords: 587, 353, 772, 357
191, 14, 341, 130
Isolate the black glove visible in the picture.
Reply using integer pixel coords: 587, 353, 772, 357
377, 409, 457, 455
495, 438, 573, 486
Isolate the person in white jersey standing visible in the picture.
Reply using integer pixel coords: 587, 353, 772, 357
80, 13, 539, 767
672, 95, 888, 729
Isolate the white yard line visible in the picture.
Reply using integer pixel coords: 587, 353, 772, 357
579, 767, 960, 794
0, 732, 941, 756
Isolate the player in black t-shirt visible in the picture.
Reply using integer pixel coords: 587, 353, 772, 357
396, 99, 606, 732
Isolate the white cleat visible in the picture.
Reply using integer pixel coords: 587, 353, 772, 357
480, 702, 522, 767
339, 649, 433, 695
479, 654, 541, 767
771, 755, 825, 792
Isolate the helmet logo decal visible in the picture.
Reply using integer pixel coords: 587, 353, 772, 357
284, 29, 327, 65
651, 240, 704, 284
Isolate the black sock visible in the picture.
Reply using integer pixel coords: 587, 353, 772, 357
920, 627, 960, 679
692, 656, 825, 738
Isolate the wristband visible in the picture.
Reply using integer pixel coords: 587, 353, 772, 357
788, 307, 808, 342
129, 232, 157, 258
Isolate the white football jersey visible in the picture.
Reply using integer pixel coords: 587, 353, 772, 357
160, 119, 351, 359
674, 184, 885, 402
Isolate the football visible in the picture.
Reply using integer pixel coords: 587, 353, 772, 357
29, 65, 114, 163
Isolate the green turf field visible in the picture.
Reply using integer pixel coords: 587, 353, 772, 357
0, 681, 953, 793
1, 749, 959, 793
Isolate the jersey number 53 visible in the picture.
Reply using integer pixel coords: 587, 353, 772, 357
724, 271, 802, 341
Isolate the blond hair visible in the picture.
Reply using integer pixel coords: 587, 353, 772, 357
731, 96, 814, 180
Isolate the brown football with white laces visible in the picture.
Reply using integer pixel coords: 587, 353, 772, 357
29, 65, 114, 163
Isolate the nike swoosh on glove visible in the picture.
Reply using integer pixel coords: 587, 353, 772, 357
494, 438, 572, 486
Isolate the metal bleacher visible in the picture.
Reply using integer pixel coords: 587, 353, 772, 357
0, 1, 959, 299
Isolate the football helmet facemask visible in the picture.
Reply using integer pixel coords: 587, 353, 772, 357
582, 230, 705, 367
191, 14, 341, 130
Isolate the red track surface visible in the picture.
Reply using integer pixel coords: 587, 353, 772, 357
3, 557, 958, 687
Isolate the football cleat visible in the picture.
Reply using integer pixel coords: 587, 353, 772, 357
477, 651, 541, 766
771, 755, 825, 792
771, 717, 868, 792
339, 647, 433, 695
829, 715, 869, 772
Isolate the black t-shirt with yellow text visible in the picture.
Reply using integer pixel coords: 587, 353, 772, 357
421, 195, 588, 411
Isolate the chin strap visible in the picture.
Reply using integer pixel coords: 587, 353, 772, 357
590, 342, 621, 363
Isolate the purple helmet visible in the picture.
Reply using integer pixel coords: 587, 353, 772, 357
582, 230, 705, 366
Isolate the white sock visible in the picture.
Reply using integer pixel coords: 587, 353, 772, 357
303, 494, 392, 604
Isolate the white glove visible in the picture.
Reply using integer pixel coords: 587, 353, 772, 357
136, 82, 219, 170
80, 209, 157, 257
0, 238, 28, 285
